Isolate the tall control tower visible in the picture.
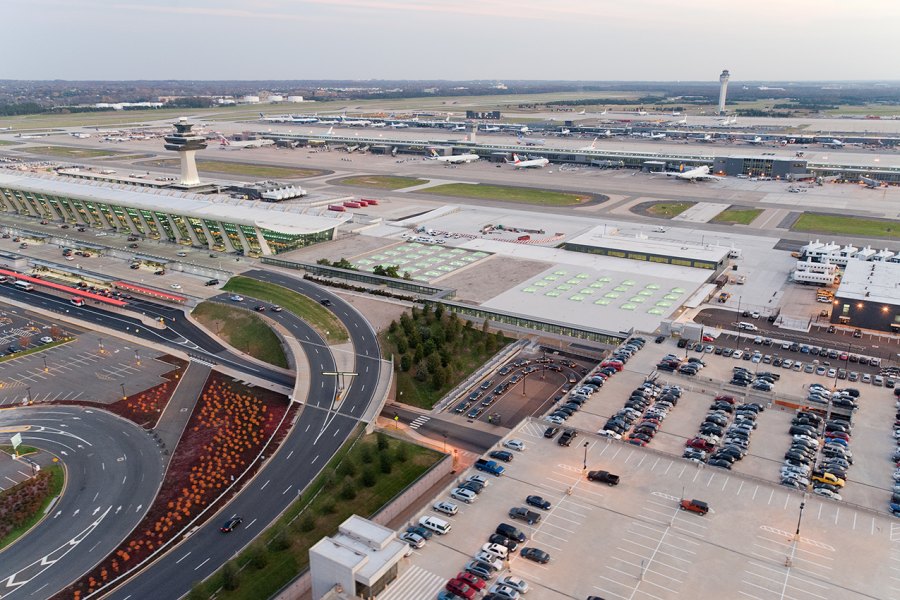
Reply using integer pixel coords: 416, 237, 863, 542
164, 117, 207, 186
718, 69, 730, 115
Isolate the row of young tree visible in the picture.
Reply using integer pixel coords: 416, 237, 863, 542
316, 257, 412, 280
387, 305, 505, 392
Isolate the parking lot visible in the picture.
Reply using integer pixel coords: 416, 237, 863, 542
0, 307, 172, 406
554, 336, 897, 513
387, 420, 899, 600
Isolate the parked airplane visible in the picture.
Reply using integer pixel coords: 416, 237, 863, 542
822, 138, 845, 147
510, 153, 549, 169
370, 121, 387, 128
579, 138, 600, 151
390, 122, 410, 128
480, 125, 500, 132
645, 132, 666, 139
558, 128, 571, 136
671, 116, 687, 126
636, 110, 648, 116
666, 165, 722, 182
70, 132, 91, 139
318, 118, 340, 125
578, 109, 586, 115
718, 116, 738, 126
747, 136, 765, 145
291, 114, 319, 124
696, 134, 716, 143
516, 134, 545, 146
860, 176, 884, 189
341, 116, 371, 127
218, 135, 275, 149
427, 149, 479, 164
452, 124, 467, 131
259, 113, 291, 123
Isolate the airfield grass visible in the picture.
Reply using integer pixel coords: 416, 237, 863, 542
712, 208, 763, 225
0, 140, 20, 146
645, 202, 695, 218
194, 431, 443, 600
333, 175, 427, 190
423, 183, 590, 206
192, 302, 288, 369
16, 145, 125, 158
221, 277, 348, 343
793, 213, 900, 240
138, 158, 324, 179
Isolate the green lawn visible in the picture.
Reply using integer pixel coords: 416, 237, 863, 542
192, 302, 288, 368
193, 431, 443, 600
137, 159, 325, 179
646, 202, 695, 218
16, 145, 125, 158
792, 213, 900, 239
423, 183, 591, 206
0, 445, 38, 456
712, 208, 763, 225
0, 140, 20, 146
222, 276, 348, 343
333, 175, 428, 190
0, 465, 64, 550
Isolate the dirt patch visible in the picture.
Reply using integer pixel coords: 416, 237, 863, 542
331, 292, 409, 333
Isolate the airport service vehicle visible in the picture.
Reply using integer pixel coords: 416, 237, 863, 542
474, 459, 505, 476
587, 470, 620, 486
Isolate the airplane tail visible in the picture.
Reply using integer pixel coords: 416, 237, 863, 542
512, 153, 521, 164
326, 126, 334, 135
218, 134, 230, 146
259, 112, 264, 118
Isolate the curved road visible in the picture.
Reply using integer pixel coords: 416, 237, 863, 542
0, 407, 164, 600
104, 269, 381, 599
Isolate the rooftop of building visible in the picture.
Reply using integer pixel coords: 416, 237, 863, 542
310, 515, 406, 584
0, 172, 347, 235
566, 226, 732, 263
835, 260, 900, 306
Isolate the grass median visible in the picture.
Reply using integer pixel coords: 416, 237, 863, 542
423, 182, 591, 206
792, 213, 900, 240
190, 430, 443, 600
712, 208, 763, 225
0, 465, 64, 550
333, 175, 428, 190
192, 302, 288, 368
646, 201, 695, 218
0, 338, 73, 365
17, 145, 124, 158
222, 276, 348, 344
137, 159, 325, 179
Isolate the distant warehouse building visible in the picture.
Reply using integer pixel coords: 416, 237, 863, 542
0, 173, 347, 256
830, 260, 900, 333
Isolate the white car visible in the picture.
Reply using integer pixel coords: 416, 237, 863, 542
170, 284, 182, 289
433, 500, 458, 516
39, 336, 53, 344
450, 488, 477, 504
467, 474, 490, 487
229, 295, 244, 302
487, 584, 521, 599
732, 350, 743, 359
481, 542, 509, 559
474, 551, 503, 572
598, 429, 622, 440
813, 488, 841, 500
503, 439, 525, 452
399, 531, 425, 549
498, 575, 529, 593
544, 415, 564, 425
176, 251, 187, 257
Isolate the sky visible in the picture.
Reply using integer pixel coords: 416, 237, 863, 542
4, 0, 898, 81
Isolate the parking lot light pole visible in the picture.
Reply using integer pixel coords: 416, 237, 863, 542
120, 383, 127, 400
582, 441, 589, 473
42, 356, 48, 373
26, 386, 32, 405
795, 500, 806, 541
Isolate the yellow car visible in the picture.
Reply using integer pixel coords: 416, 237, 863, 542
812, 473, 845, 488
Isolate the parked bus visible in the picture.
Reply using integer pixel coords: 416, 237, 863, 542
13, 280, 34, 291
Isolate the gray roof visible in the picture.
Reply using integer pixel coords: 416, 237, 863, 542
0, 172, 348, 236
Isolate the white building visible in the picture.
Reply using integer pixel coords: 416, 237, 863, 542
287, 95, 305, 103
309, 515, 407, 600
872, 248, 897, 262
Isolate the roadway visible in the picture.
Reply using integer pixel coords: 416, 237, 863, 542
0, 407, 164, 600
104, 269, 382, 600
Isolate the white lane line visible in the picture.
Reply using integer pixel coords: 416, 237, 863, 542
176, 552, 191, 564
194, 558, 210, 570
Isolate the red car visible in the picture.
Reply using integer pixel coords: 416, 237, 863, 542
825, 431, 850, 442
601, 361, 624, 372
446, 579, 476, 599
702, 335, 715, 342
714, 395, 736, 405
455, 572, 486, 591
686, 437, 715, 452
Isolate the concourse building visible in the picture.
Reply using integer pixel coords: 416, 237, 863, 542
0, 172, 348, 256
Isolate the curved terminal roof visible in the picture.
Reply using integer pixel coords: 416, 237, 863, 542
0, 172, 349, 236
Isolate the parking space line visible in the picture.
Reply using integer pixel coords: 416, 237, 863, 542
546, 512, 583, 525
539, 520, 577, 534
593, 583, 629, 600
616, 558, 683, 582
721, 476, 730, 491
554, 505, 590, 518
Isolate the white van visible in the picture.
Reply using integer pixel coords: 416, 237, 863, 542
418, 515, 451, 535
737, 322, 758, 332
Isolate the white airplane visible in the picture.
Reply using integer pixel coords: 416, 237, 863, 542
747, 136, 765, 145
218, 135, 275, 150
696, 134, 716, 143
671, 116, 687, 126
579, 138, 599, 151
719, 116, 738, 126
481, 125, 500, 132
318, 118, 340, 125
341, 116, 371, 127
510, 153, 549, 169
558, 128, 571, 136
291, 114, 319, 124
599, 108, 608, 115
516, 134, 545, 146
452, 124, 467, 131
646, 132, 666, 139
70, 132, 91, 139
822, 139, 845, 147
636, 109, 648, 116
390, 122, 410, 129
427, 149, 479, 164
666, 165, 722, 182
259, 112, 290, 123
577, 109, 586, 115
370, 121, 387, 128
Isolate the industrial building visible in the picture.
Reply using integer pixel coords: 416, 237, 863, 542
309, 515, 406, 600
830, 260, 900, 333
800, 240, 898, 265
0, 173, 346, 255
791, 260, 839, 285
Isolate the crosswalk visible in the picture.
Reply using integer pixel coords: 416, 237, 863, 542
378, 564, 444, 600
409, 415, 430, 430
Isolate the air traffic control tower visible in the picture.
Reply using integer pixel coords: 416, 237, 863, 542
164, 117, 207, 187
717, 70, 730, 115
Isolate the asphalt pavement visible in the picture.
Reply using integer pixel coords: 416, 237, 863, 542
0, 407, 164, 600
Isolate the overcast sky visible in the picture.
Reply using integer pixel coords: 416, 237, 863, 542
5, 0, 897, 81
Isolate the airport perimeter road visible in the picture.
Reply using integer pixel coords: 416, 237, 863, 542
0, 285, 293, 388
383, 403, 501, 453
104, 276, 382, 600
0, 407, 164, 600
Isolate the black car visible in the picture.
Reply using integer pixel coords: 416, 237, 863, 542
526, 495, 551, 510
488, 533, 518, 551
543, 426, 559, 438
460, 480, 484, 495
220, 516, 243, 533
655, 335, 666, 343
520, 547, 551, 564
558, 429, 577, 447
496, 523, 526, 543
406, 525, 433, 540
708, 458, 733, 470
489, 450, 514, 462
319, 298, 333, 306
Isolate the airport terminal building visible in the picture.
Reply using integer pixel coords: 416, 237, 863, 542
0, 173, 347, 255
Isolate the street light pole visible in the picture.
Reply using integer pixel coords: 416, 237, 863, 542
120, 382, 126, 400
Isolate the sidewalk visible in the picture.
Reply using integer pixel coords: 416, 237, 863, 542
152, 362, 212, 458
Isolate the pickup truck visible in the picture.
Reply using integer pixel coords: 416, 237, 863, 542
474, 458, 505, 477
508, 507, 541, 525
587, 470, 620, 486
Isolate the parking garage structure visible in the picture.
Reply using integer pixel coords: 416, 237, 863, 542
0, 172, 348, 256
